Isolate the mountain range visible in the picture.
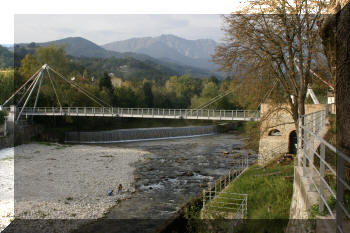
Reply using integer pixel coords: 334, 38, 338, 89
103, 34, 219, 71
13, 35, 222, 78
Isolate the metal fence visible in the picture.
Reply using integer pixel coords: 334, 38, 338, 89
13, 107, 260, 121
202, 191, 248, 217
202, 154, 249, 232
299, 109, 349, 233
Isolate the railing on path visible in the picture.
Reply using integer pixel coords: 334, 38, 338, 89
202, 154, 249, 231
13, 107, 260, 121
298, 109, 349, 233
203, 154, 249, 204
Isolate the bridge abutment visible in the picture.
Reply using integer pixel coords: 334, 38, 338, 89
258, 104, 328, 165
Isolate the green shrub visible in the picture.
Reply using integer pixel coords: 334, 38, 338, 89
238, 121, 260, 151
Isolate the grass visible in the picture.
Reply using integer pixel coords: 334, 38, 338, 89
203, 162, 294, 233
236, 121, 260, 151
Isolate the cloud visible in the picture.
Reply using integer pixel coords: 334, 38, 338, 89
14, 14, 225, 44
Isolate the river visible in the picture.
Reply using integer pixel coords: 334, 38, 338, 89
76, 133, 256, 233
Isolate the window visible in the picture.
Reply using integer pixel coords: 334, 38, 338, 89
268, 129, 282, 136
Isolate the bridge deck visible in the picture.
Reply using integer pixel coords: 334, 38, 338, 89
14, 107, 260, 121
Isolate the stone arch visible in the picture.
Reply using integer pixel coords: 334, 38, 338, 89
289, 130, 297, 154
268, 129, 282, 136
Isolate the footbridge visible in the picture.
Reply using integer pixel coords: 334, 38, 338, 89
10, 107, 259, 121
0, 64, 260, 122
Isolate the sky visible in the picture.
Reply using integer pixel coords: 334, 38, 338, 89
1, 0, 246, 45
14, 14, 226, 45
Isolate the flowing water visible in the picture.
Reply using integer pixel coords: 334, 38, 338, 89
77, 133, 257, 233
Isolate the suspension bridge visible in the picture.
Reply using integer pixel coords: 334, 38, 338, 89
0, 64, 260, 122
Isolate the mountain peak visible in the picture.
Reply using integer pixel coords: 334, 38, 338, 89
36, 36, 110, 58
102, 34, 219, 71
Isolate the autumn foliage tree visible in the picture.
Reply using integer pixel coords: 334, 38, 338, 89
213, 0, 328, 127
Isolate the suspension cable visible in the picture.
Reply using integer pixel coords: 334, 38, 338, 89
46, 69, 62, 108
33, 71, 44, 109
16, 70, 43, 107
48, 66, 111, 107
2, 68, 41, 106
16, 69, 45, 122
255, 79, 279, 111
195, 83, 241, 110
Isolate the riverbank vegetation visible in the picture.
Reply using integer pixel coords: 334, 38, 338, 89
1, 45, 244, 110
236, 121, 260, 152
192, 161, 294, 233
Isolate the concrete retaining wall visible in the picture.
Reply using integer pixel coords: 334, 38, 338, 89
65, 125, 218, 144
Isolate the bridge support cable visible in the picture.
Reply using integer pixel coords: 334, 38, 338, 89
45, 68, 62, 109
16, 68, 45, 122
1, 68, 41, 106
33, 71, 45, 110
48, 66, 111, 107
255, 78, 279, 112
194, 84, 242, 112
16, 68, 43, 108
198, 88, 237, 109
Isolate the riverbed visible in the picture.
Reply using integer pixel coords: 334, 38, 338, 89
1, 133, 256, 233
77, 133, 257, 233
0, 147, 14, 231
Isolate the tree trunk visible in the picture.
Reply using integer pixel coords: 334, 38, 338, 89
336, 2, 350, 182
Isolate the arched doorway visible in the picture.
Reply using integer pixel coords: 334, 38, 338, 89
289, 130, 297, 154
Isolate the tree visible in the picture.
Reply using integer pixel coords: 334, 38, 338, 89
165, 75, 200, 108
213, 0, 328, 127
18, 54, 40, 79
35, 45, 71, 74
0, 45, 14, 69
0, 70, 14, 104
142, 81, 154, 107
99, 72, 113, 92
113, 86, 137, 107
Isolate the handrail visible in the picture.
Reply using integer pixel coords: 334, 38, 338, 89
298, 108, 349, 232
13, 106, 260, 120
202, 153, 250, 224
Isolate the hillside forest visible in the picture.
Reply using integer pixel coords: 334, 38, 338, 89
0, 45, 330, 112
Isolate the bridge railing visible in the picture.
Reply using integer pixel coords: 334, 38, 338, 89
17, 107, 260, 120
299, 109, 349, 233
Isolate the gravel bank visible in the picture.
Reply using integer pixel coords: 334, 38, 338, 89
0, 148, 14, 232
2, 143, 146, 232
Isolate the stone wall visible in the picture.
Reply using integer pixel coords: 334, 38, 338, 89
258, 104, 328, 165
0, 123, 5, 136
0, 106, 44, 149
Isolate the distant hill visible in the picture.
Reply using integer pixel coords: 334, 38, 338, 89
72, 56, 178, 83
37, 37, 114, 58
15, 37, 220, 78
0, 45, 13, 68
103, 34, 220, 71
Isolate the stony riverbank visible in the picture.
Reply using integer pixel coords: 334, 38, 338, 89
0, 148, 14, 231
1, 143, 146, 232
1, 133, 256, 233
